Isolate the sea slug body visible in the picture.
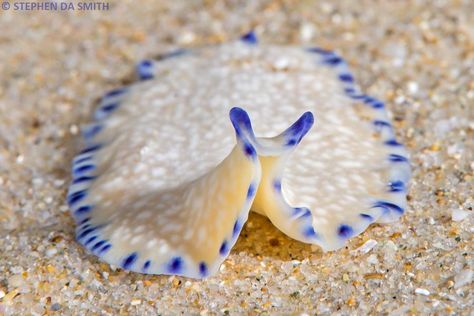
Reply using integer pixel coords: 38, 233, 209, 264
68, 32, 410, 278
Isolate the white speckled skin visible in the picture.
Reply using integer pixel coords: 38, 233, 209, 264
68, 36, 410, 278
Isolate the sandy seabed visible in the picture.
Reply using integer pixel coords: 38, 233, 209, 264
0, 0, 473, 315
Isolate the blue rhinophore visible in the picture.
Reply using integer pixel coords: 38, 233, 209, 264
283, 111, 314, 147
230, 107, 253, 134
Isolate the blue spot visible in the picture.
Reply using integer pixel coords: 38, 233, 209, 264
323, 56, 343, 66
385, 139, 402, 146
339, 73, 354, 82
143, 260, 151, 271
219, 240, 228, 256
344, 87, 356, 95
122, 252, 138, 270
79, 224, 91, 231
363, 96, 375, 103
373, 120, 391, 128
92, 240, 106, 251
80, 144, 101, 155
233, 220, 242, 237
372, 201, 404, 214
99, 244, 111, 254
273, 180, 282, 191
247, 184, 256, 199
362, 96, 385, 109
137, 60, 154, 80
101, 103, 119, 113
371, 101, 385, 109
78, 227, 96, 239
345, 93, 365, 100
73, 164, 95, 175
244, 143, 256, 157
104, 88, 126, 98
73, 156, 92, 166
286, 139, 297, 146
72, 176, 96, 184
140, 60, 152, 67
199, 262, 208, 277
75, 205, 92, 216
83, 125, 103, 139
138, 74, 153, 81
159, 49, 187, 60
388, 154, 409, 163
79, 217, 90, 225
168, 257, 183, 273
388, 180, 405, 192
67, 190, 87, 206
306, 47, 333, 55
293, 207, 311, 218
338, 224, 354, 238
85, 235, 97, 246
240, 31, 258, 45
303, 226, 318, 238
359, 213, 374, 221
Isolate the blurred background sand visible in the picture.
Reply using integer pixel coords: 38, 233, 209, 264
0, 0, 472, 314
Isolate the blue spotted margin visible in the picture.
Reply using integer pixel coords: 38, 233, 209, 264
67, 31, 410, 278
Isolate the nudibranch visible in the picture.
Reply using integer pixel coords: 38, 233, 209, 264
68, 32, 410, 278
